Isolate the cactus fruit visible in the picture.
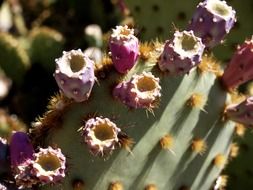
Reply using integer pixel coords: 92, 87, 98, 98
29, 27, 64, 72
54, 49, 96, 102
109, 25, 139, 73
10, 132, 37, 189
188, 0, 236, 47
225, 96, 253, 127
158, 30, 205, 75
8, 132, 67, 188
10, 132, 34, 167
32, 146, 66, 184
113, 72, 161, 109
81, 117, 121, 156
221, 36, 253, 90
0, 32, 30, 84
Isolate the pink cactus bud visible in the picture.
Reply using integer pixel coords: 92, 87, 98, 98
221, 37, 253, 89
113, 72, 161, 109
54, 49, 96, 102
226, 96, 253, 126
188, 0, 236, 47
31, 146, 66, 184
158, 30, 205, 75
10, 132, 34, 167
109, 25, 139, 74
81, 117, 121, 156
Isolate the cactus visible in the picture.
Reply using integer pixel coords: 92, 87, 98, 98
29, 27, 65, 72
0, 32, 30, 84
28, 44, 237, 189
1, 1, 253, 189
125, 0, 253, 61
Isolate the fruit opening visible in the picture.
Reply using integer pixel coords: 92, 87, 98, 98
137, 76, 156, 92
209, 0, 230, 17
120, 27, 131, 36
37, 153, 61, 171
69, 55, 86, 72
93, 123, 115, 141
174, 31, 203, 57
181, 33, 197, 51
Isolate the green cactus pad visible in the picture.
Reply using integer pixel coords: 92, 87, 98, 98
0, 32, 30, 84
29, 27, 64, 71
32, 48, 236, 189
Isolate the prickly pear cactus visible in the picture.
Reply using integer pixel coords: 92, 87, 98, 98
30, 42, 236, 190
2, 1, 252, 189
125, 0, 253, 60
0, 32, 30, 84
29, 27, 64, 72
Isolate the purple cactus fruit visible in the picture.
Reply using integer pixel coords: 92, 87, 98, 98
0, 137, 9, 172
113, 72, 161, 109
226, 96, 253, 127
31, 146, 66, 184
221, 37, 253, 90
81, 117, 121, 156
109, 25, 139, 74
188, 0, 236, 47
10, 132, 34, 167
9, 132, 38, 188
158, 30, 205, 75
54, 49, 96, 102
